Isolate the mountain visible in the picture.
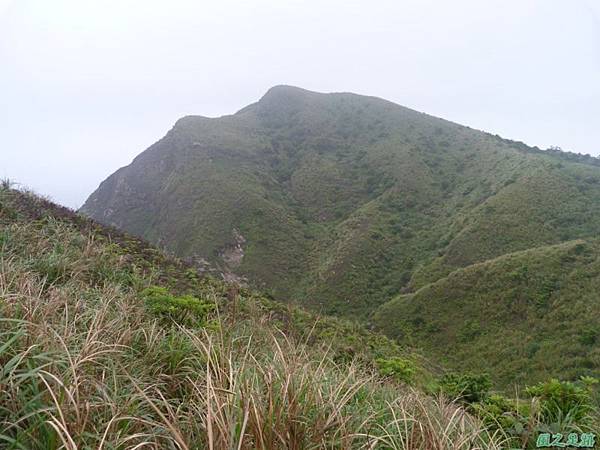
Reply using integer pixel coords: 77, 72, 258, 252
80, 85, 600, 385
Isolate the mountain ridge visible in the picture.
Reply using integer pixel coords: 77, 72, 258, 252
373, 237, 600, 386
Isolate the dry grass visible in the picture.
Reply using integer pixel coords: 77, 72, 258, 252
0, 195, 506, 449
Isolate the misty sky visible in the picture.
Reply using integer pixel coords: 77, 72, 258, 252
2, 0, 599, 208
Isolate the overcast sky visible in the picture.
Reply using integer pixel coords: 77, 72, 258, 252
2, 0, 599, 208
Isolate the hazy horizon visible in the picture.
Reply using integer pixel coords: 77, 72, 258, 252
2, 0, 599, 208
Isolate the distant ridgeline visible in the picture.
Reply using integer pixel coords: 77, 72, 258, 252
81, 85, 600, 388
494, 136, 600, 166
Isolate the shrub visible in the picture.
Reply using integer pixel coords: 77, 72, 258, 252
142, 286, 213, 327
579, 328, 598, 346
438, 372, 491, 403
375, 356, 416, 384
525, 378, 596, 425
458, 319, 482, 341
474, 394, 530, 439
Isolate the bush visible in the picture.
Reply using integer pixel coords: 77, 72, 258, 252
142, 286, 213, 327
474, 394, 530, 440
579, 328, 598, 346
458, 319, 482, 341
375, 356, 416, 384
438, 372, 491, 403
525, 378, 596, 425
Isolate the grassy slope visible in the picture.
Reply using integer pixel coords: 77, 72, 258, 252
410, 158, 600, 289
7, 187, 502, 449
3, 187, 600, 447
0, 187, 428, 375
373, 239, 600, 389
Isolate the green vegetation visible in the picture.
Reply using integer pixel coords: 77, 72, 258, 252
79, 88, 600, 390
81, 86, 600, 319
0, 186, 501, 448
375, 357, 417, 384
473, 378, 599, 448
142, 285, 214, 327
438, 372, 492, 404
526, 378, 598, 427
71, 86, 600, 432
21, 85, 600, 443
2, 184, 598, 447
372, 239, 600, 390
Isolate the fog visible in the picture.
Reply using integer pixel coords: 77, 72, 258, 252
1, 0, 599, 208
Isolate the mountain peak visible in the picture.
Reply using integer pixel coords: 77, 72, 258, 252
258, 85, 318, 107
260, 85, 314, 100
251, 85, 319, 119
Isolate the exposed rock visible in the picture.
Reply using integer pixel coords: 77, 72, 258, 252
219, 228, 246, 268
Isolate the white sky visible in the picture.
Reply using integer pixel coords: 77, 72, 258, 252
1, 0, 599, 208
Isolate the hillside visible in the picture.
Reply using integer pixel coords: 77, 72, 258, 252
0, 185, 457, 449
373, 239, 600, 388
0, 185, 428, 378
2, 186, 599, 447
81, 86, 600, 320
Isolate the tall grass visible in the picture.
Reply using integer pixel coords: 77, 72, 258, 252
0, 194, 506, 449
